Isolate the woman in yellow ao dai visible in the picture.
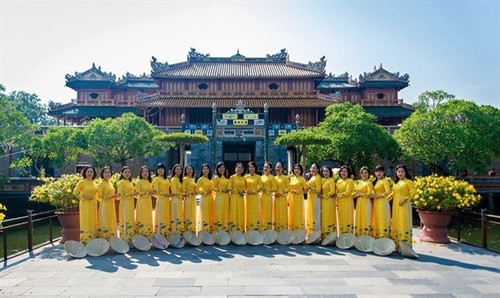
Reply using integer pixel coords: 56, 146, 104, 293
97, 167, 118, 239
371, 165, 391, 238
306, 163, 322, 235
212, 162, 230, 231
336, 166, 355, 234
274, 162, 290, 232
389, 164, 415, 248
169, 164, 184, 233
228, 162, 246, 231
135, 165, 154, 237
117, 166, 136, 242
320, 166, 336, 237
261, 162, 277, 231
183, 165, 197, 232
245, 161, 263, 231
73, 165, 99, 244
288, 163, 307, 231
197, 163, 214, 232
152, 163, 170, 235
354, 166, 373, 236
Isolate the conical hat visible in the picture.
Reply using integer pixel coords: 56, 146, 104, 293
167, 232, 185, 248
86, 238, 110, 256
213, 230, 231, 246
262, 229, 278, 245
131, 235, 151, 251
64, 240, 87, 258
183, 231, 201, 246
305, 231, 322, 245
198, 231, 215, 245
372, 238, 395, 256
292, 229, 307, 244
399, 241, 419, 258
230, 231, 247, 246
150, 233, 169, 250
245, 230, 263, 246
277, 229, 294, 245
354, 235, 375, 252
335, 233, 356, 249
109, 237, 130, 254
321, 232, 337, 246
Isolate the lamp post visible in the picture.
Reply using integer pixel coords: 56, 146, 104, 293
212, 103, 217, 169
264, 103, 269, 162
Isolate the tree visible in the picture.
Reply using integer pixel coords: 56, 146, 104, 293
0, 85, 36, 156
9, 127, 86, 176
307, 103, 401, 172
8, 90, 55, 125
413, 90, 454, 112
274, 128, 330, 167
157, 132, 209, 166
84, 113, 173, 168
395, 98, 500, 175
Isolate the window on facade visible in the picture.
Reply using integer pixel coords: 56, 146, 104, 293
89, 93, 99, 99
377, 93, 385, 99
198, 83, 208, 90
268, 83, 279, 90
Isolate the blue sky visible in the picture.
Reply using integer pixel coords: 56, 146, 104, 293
1, 0, 498, 107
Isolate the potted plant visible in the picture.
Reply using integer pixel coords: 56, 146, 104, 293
30, 174, 82, 243
412, 175, 481, 243
0, 203, 6, 226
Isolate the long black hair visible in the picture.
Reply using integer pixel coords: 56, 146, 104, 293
215, 161, 228, 178
80, 165, 97, 180
394, 164, 412, 183
138, 165, 152, 182
373, 164, 385, 186
119, 166, 132, 181
155, 163, 168, 179
339, 165, 352, 179
171, 164, 184, 183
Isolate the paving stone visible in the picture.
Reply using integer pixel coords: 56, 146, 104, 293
153, 278, 195, 286
21, 286, 68, 296
301, 285, 371, 295
368, 285, 437, 295
244, 285, 303, 295
116, 286, 161, 296
156, 286, 202, 296
200, 285, 244, 295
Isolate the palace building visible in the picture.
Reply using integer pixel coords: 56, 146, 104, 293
50, 48, 413, 172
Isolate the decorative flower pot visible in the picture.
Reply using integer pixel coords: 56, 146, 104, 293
417, 210, 452, 244
56, 211, 80, 243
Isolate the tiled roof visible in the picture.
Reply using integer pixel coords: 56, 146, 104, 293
363, 105, 414, 117
137, 97, 335, 108
49, 105, 141, 117
117, 81, 159, 89
316, 81, 357, 89
152, 61, 325, 79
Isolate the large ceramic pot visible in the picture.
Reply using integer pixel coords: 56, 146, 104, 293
418, 210, 452, 244
56, 211, 80, 243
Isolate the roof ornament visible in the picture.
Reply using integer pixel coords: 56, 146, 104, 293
266, 48, 288, 60
307, 56, 327, 73
188, 48, 210, 61
231, 49, 246, 61
151, 56, 169, 72
226, 100, 252, 114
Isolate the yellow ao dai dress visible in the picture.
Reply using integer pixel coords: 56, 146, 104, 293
170, 176, 184, 233
306, 173, 322, 235
288, 175, 307, 231
212, 175, 230, 231
354, 179, 373, 236
197, 176, 214, 232
321, 177, 337, 237
274, 173, 290, 231
183, 176, 197, 232
228, 174, 246, 231
389, 178, 415, 248
97, 179, 117, 239
73, 179, 98, 244
261, 173, 277, 231
336, 178, 355, 234
152, 176, 170, 235
117, 179, 135, 241
372, 178, 391, 238
245, 174, 262, 231
135, 179, 154, 237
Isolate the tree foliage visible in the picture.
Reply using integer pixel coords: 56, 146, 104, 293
395, 98, 500, 175
0, 84, 37, 155
84, 113, 173, 167
306, 103, 401, 171
8, 90, 55, 125
413, 90, 453, 112
274, 128, 330, 167
158, 132, 209, 166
